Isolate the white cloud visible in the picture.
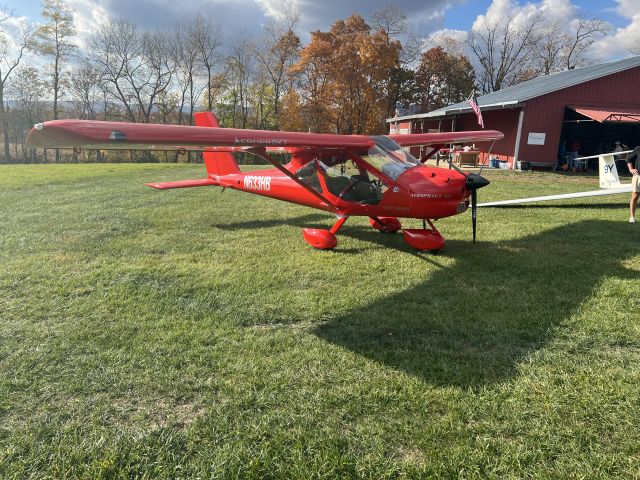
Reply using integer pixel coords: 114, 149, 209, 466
472, 0, 576, 33
593, 1, 640, 58
429, 29, 468, 44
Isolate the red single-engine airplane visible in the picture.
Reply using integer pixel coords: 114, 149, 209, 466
25, 113, 503, 251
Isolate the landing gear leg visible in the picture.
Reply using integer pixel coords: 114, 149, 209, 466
302, 216, 348, 250
370, 216, 402, 233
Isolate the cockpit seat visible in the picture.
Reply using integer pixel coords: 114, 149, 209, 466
325, 175, 352, 197
350, 175, 380, 204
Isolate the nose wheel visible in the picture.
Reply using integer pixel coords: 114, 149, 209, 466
403, 219, 445, 251
370, 216, 402, 233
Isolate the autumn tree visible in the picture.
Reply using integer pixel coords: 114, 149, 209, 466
414, 46, 475, 112
32, 0, 76, 121
290, 29, 333, 132
293, 15, 400, 134
278, 89, 305, 131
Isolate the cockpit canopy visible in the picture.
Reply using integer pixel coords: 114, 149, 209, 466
295, 136, 421, 205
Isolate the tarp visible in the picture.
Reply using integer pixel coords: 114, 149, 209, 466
570, 106, 640, 123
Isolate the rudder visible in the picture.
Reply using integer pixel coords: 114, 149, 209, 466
599, 154, 622, 189
193, 112, 240, 177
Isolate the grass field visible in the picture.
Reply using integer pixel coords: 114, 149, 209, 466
1, 163, 639, 479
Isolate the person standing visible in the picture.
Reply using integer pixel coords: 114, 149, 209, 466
626, 146, 640, 223
569, 139, 581, 171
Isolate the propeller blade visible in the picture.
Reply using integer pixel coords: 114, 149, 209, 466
472, 189, 477, 243
465, 173, 489, 244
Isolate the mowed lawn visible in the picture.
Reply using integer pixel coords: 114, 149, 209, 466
1, 163, 639, 479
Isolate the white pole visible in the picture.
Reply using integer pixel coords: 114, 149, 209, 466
513, 110, 525, 170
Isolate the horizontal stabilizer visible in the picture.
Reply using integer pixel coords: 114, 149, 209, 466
479, 187, 632, 207
145, 178, 218, 190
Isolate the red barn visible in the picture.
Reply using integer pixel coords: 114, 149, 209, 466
388, 57, 640, 169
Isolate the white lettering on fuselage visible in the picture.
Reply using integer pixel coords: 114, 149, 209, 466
411, 193, 453, 199
235, 136, 287, 145
243, 175, 272, 191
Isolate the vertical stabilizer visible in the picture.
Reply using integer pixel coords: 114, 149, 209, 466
193, 112, 240, 177
599, 154, 622, 189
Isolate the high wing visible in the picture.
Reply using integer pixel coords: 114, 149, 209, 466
479, 153, 633, 207
479, 186, 632, 207
389, 130, 504, 146
24, 120, 375, 151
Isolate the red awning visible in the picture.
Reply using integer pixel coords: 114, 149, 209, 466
571, 106, 640, 123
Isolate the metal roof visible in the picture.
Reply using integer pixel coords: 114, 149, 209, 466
388, 56, 640, 122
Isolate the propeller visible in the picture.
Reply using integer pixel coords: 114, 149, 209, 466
445, 159, 490, 243
465, 173, 490, 243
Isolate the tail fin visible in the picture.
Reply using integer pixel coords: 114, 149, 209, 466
193, 112, 240, 177
599, 154, 622, 189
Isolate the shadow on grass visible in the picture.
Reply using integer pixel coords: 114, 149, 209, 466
314, 220, 637, 389
211, 213, 329, 231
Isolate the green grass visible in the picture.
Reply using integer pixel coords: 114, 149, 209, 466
1, 163, 639, 479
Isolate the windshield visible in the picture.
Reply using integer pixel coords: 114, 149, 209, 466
359, 136, 420, 180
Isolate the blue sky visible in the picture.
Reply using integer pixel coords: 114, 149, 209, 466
4, 0, 639, 59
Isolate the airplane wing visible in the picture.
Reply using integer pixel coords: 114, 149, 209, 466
479, 154, 633, 207
479, 186, 632, 207
24, 120, 375, 151
389, 130, 504, 146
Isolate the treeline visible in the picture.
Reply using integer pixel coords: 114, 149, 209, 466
0, 1, 610, 163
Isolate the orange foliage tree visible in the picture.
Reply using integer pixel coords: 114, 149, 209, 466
291, 15, 400, 135
414, 46, 475, 113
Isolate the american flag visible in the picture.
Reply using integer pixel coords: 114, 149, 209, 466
468, 92, 484, 128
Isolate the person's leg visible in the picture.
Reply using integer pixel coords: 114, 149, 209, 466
632, 175, 640, 221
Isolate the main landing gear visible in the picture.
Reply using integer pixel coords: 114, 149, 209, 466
302, 216, 444, 251
371, 216, 444, 251
302, 216, 348, 250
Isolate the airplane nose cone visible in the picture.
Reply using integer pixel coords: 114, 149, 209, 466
465, 173, 490, 191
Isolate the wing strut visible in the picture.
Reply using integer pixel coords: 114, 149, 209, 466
248, 148, 339, 211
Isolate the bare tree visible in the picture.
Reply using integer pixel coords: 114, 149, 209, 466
563, 16, 609, 70
174, 19, 207, 126
468, 14, 543, 93
226, 34, 255, 128
0, 11, 30, 162
89, 19, 175, 123
372, 4, 407, 39
69, 62, 101, 119
9, 65, 46, 162
255, 11, 301, 128
533, 22, 566, 75
190, 14, 222, 112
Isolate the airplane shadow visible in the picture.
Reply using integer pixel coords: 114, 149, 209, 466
211, 213, 328, 231
313, 220, 637, 389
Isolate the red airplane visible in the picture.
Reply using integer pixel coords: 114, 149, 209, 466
25, 113, 503, 251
